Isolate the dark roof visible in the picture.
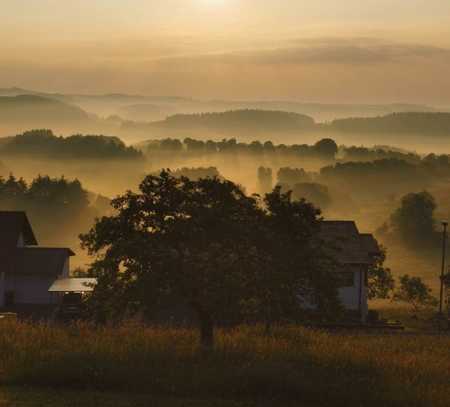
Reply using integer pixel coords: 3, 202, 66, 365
0, 211, 38, 247
13, 247, 75, 276
360, 234, 382, 256
320, 221, 379, 265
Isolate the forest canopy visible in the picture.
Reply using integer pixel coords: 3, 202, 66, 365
0, 130, 143, 160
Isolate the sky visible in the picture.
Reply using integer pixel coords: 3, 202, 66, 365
2, 0, 450, 104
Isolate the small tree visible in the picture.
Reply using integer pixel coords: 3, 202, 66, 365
257, 167, 273, 194
393, 275, 438, 314
367, 248, 395, 300
292, 183, 331, 211
390, 191, 436, 247
314, 139, 338, 160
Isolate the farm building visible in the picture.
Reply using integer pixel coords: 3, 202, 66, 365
0, 211, 379, 322
0, 211, 93, 316
320, 221, 380, 322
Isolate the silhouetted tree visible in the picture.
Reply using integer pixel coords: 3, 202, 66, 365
80, 172, 339, 348
2, 130, 142, 160
160, 138, 183, 152
277, 168, 311, 186
257, 167, 273, 194
314, 138, 338, 160
0, 173, 96, 242
292, 183, 331, 210
390, 191, 436, 247
393, 275, 438, 314
367, 247, 395, 300
171, 167, 220, 180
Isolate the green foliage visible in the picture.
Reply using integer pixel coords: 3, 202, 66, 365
393, 275, 438, 313
367, 247, 395, 300
80, 172, 339, 346
390, 191, 437, 247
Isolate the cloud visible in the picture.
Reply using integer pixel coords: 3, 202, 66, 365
154, 38, 450, 66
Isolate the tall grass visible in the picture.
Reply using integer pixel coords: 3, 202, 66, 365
0, 321, 448, 407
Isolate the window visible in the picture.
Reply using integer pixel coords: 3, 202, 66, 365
336, 272, 355, 288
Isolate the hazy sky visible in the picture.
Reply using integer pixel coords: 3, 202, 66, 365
2, 0, 450, 104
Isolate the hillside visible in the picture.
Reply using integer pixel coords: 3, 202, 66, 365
1, 90, 450, 149
330, 112, 450, 135
0, 95, 95, 135
0, 87, 439, 122
122, 109, 316, 141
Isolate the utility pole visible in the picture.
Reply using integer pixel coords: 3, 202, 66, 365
439, 221, 448, 316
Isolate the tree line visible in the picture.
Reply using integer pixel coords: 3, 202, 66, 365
0, 174, 106, 242
331, 112, 450, 135
0, 130, 143, 160
146, 137, 339, 161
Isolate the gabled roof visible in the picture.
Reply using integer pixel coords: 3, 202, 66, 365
0, 211, 38, 247
320, 220, 378, 265
13, 247, 74, 276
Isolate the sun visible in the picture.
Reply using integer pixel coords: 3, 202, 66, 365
199, 0, 228, 7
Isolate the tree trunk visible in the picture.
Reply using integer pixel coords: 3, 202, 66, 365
193, 305, 214, 350
200, 316, 214, 350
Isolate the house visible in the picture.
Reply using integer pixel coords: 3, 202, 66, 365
320, 221, 381, 323
0, 211, 82, 315
1, 211, 379, 323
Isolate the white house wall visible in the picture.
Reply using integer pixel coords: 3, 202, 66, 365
338, 267, 368, 321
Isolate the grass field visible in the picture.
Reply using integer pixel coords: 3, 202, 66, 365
0, 321, 449, 407
0, 387, 289, 407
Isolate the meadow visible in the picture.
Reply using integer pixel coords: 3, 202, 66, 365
0, 321, 448, 407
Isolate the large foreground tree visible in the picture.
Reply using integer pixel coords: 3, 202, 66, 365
80, 172, 339, 347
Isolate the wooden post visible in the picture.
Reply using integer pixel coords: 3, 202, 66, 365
439, 222, 448, 316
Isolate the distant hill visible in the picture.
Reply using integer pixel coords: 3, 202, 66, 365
112, 99, 439, 123
129, 110, 450, 151
0, 87, 439, 122
1, 87, 449, 149
0, 95, 95, 135
330, 112, 450, 135
122, 110, 316, 141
